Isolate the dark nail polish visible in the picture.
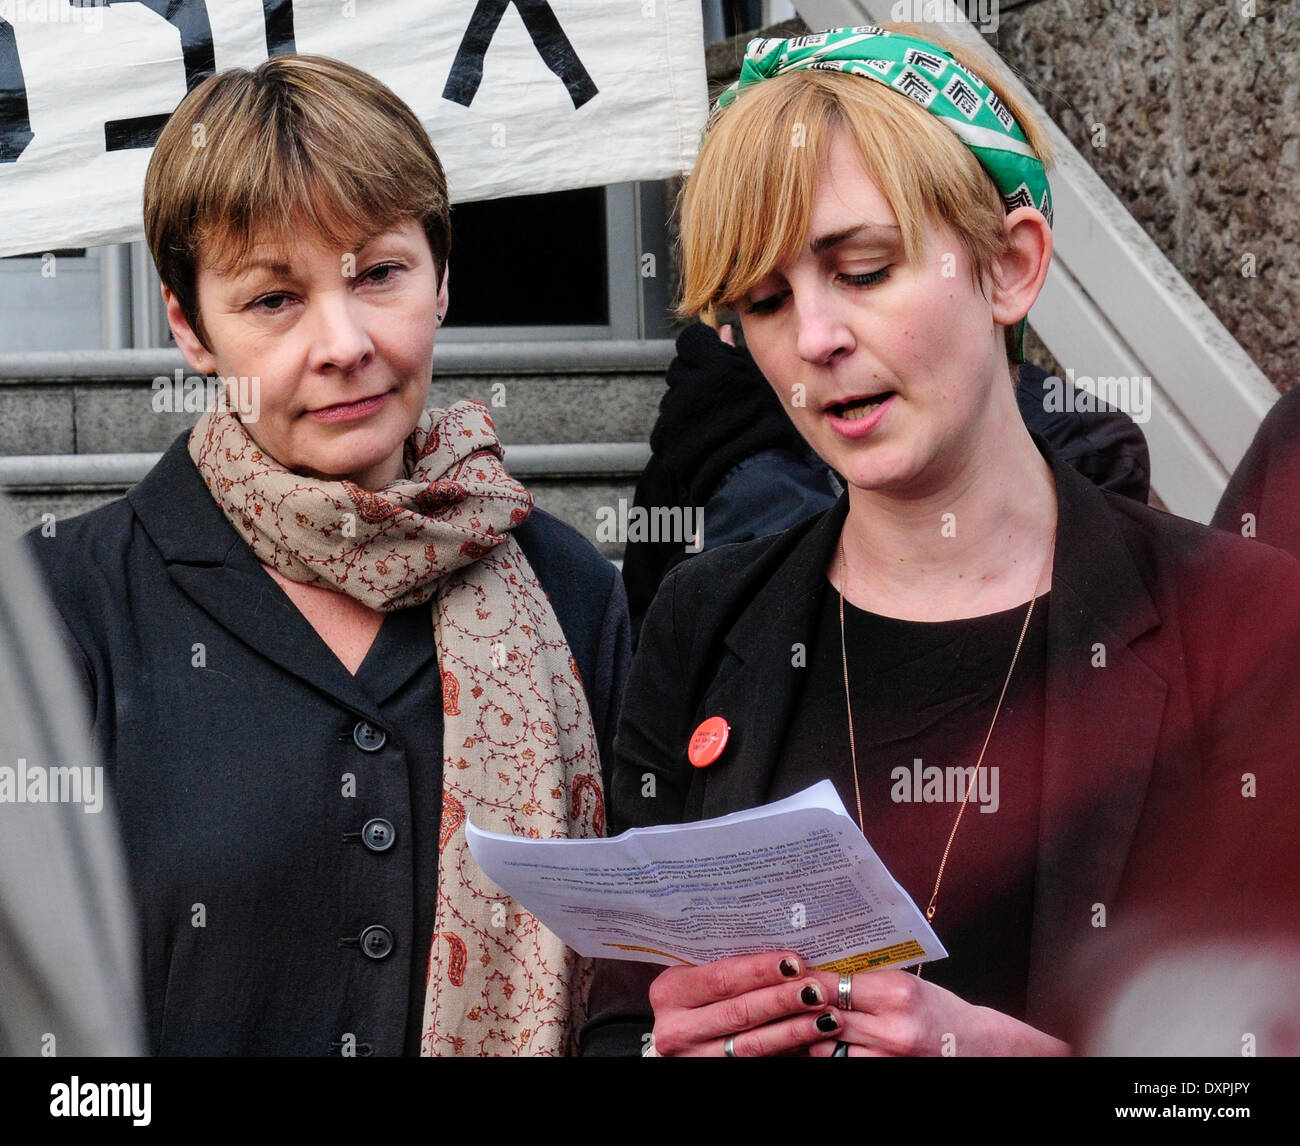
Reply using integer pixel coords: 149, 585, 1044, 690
816, 1013, 839, 1033
779, 958, 799, 977
801, 985, 821, 1006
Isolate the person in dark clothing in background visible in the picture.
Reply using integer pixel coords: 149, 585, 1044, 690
1211, 384, 1300, 559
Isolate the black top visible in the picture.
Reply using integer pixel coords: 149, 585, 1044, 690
770, 585, 1048, 1019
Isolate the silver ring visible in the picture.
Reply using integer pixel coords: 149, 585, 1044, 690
723, 1035, 738, 1058
838, 973, 853, 1011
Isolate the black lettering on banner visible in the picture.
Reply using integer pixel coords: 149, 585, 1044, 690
262, 0, 296, 58
0, 17, 35, 163
104, 0, 296, 152
104, 0, 216, 151
0, 1, 295, 166
443, 0, 597, 110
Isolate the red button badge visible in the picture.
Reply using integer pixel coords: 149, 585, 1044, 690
688, 716, 731, 768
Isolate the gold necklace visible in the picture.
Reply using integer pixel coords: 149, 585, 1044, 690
836, 532, 1055, 974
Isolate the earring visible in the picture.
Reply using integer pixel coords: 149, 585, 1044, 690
435, 312, 445, 324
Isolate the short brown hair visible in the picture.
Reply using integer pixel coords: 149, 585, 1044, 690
678, 24, 1053, 359
144, 54, 451, 352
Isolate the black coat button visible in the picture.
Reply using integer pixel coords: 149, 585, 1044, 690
353, 721, 387, 752
362, 818, 396, 852
359, 925, 394, 960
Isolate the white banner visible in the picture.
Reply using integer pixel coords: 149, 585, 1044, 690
0, 0, 708, 257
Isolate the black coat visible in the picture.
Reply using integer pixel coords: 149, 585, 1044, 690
26, 429, 631, 1056
582, 436, 1300, 1055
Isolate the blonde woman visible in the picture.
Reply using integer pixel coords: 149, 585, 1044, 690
583, 25, 1300, 1058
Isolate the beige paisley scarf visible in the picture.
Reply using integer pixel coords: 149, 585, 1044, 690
188, 398, 604, 1056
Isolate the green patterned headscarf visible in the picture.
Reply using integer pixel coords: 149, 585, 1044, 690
717, 26, 1051, 361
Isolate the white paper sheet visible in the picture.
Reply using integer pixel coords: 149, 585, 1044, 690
466, 781, 947, 973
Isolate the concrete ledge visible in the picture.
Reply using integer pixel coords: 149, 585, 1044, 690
0, 340, 678, 383
0, 443, 653, 490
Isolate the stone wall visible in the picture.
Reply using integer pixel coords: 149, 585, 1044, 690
990, 0, 1297, 394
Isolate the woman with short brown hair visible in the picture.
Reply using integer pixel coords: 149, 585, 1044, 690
30, 53, 629, 1057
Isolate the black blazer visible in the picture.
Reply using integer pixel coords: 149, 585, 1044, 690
583, 438, 1300, 1054
26, 428, 631, 1056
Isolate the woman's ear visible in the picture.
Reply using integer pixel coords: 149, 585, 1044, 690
161, 285, 216, 374
436, 261, 450, 325
990, 207, 1053, 330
